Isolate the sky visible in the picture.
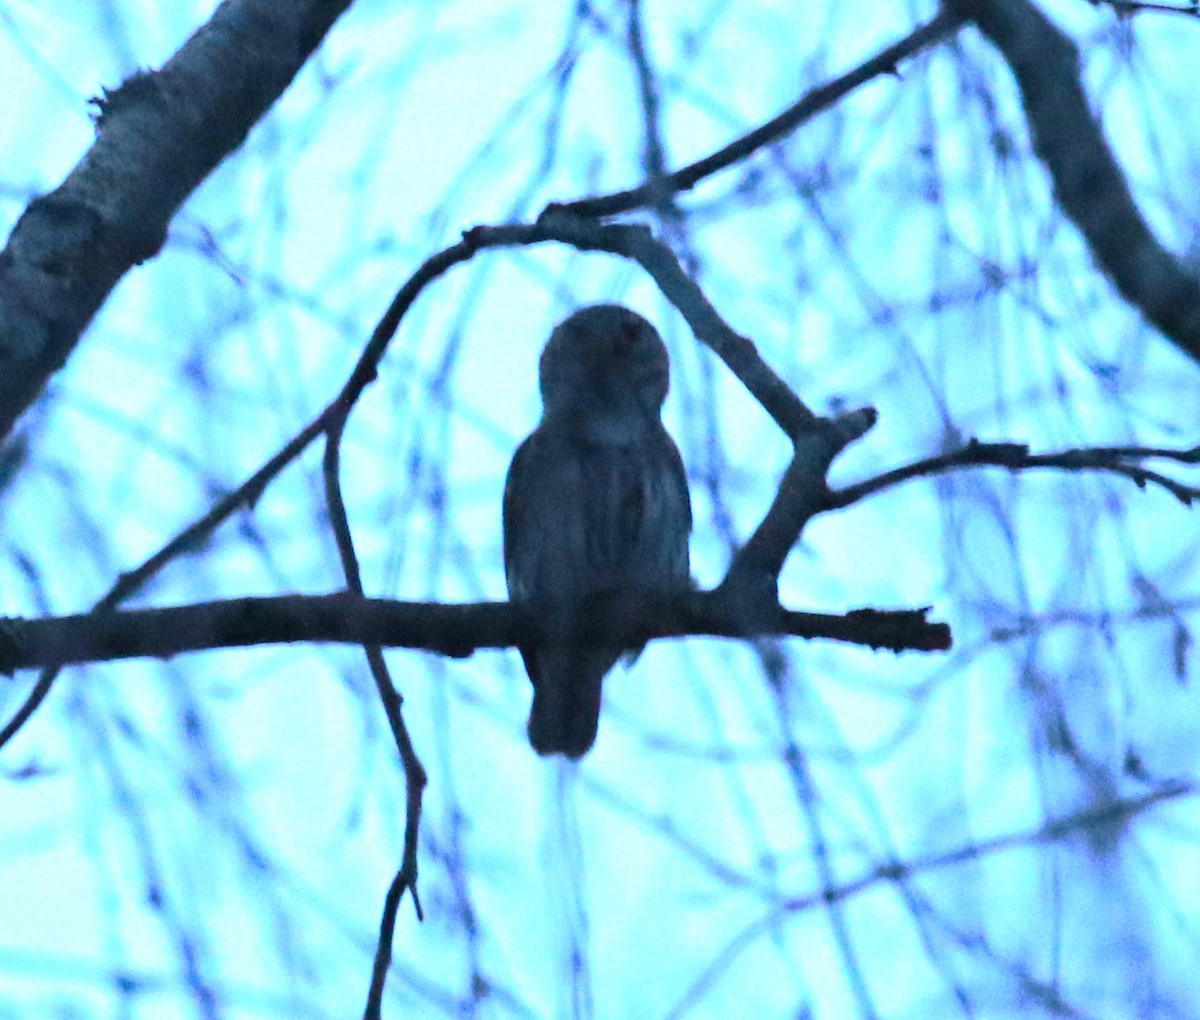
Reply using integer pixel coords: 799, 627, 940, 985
0, 0, 1198, 1017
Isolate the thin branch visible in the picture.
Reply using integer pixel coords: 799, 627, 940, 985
626, 0, 670, 187
1088, 0, 1200, 16
524, 209, 822, 435
784, 778, 1194, 911
670, 779, 1193, 1019
323, 360, 427, 992
365, 868, 423, 1020
828, 438, 1200, 509
557, 9, 966, 218
0, 669, 55, 749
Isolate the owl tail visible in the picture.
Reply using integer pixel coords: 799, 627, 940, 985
525, 645, 619, 759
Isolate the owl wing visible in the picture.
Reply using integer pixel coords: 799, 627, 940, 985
503, 423, 692, 757
640, 424, 692, 585
503, 427, 588, 607
504, 427, 611, 756
505, 424, 690, 600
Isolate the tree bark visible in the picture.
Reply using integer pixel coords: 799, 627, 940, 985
0, 0, 354, 442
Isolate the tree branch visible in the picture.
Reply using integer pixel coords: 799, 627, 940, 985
947, 0, 1200, 364
0, 0, 355, 443
0, 591, 951, 672
725, 412, 877, 594
323, 339, 426, 949
524, 209, 822, 435
1089, 0, 1199, 17
557, 9, 967, 218
671, 777, 1194, 1016
829, 437, 1200, 509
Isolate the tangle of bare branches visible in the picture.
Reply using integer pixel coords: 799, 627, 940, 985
0, 3, 1197, 1016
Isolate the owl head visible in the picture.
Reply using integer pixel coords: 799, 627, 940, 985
538, 305, 670, 426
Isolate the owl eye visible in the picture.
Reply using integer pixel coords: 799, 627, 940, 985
617, 322, 641, 349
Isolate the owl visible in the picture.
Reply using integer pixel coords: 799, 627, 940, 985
503, 304, 692, 758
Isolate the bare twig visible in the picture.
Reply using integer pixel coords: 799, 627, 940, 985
1088, 0, 1200, 16
671, 779, 1193, 1018
557, 9, 966, 218
322, 349, 427, 1001
829, 438, 1200, 509
788, 778, 1193, 911
0, 670, 56, 749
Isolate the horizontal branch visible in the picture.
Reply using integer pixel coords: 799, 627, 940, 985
792, 778, 1194, 914
1092, 0, 1200, 17
0, 215, 840, 749
828, 437, 1200, 509
0, 591, 951, 674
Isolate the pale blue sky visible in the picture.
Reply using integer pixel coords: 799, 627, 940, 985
0, 1, 1197, 1017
